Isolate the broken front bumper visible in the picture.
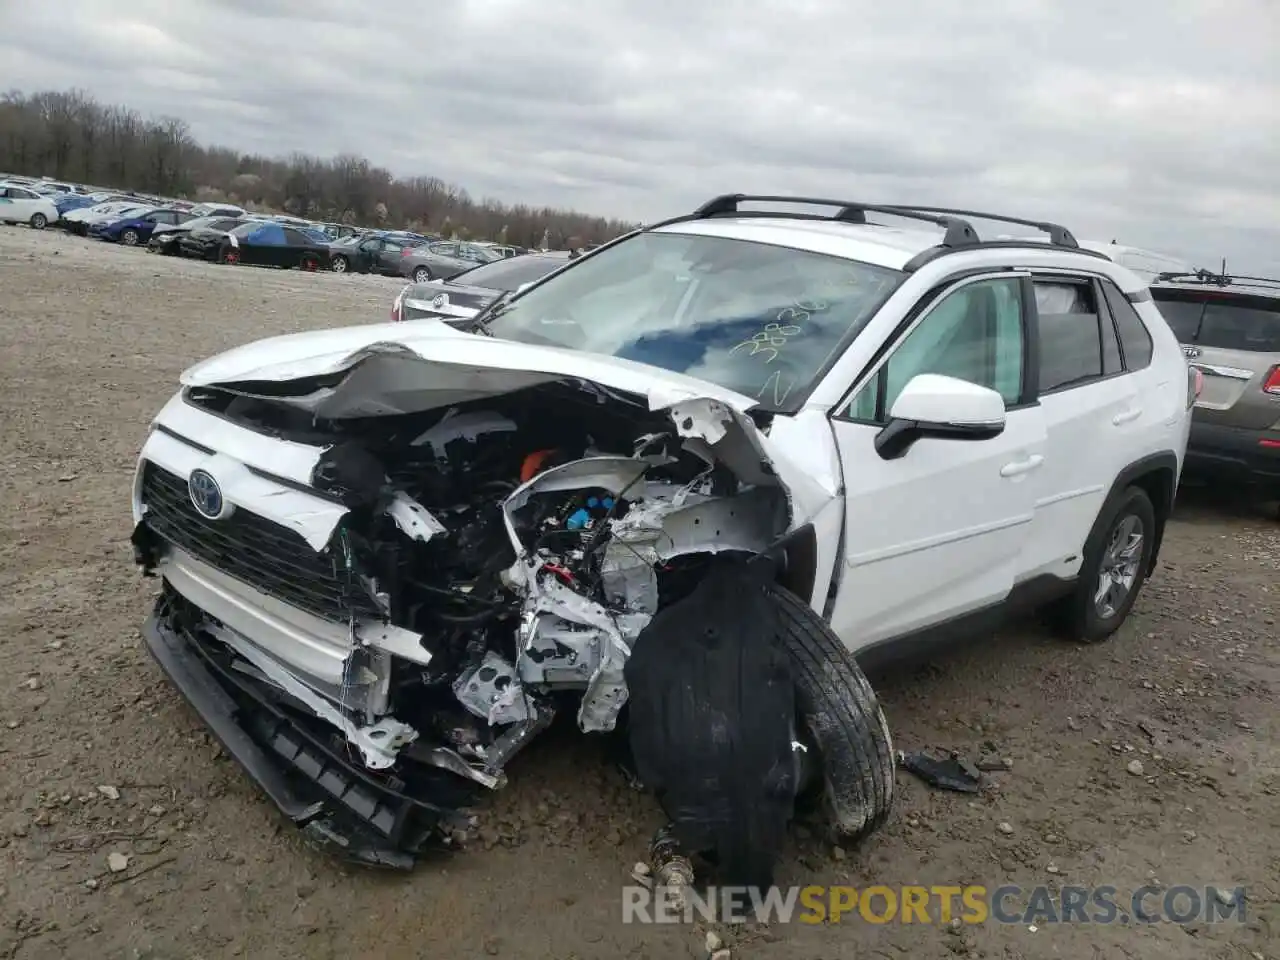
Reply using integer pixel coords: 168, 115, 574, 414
142, 590, 476, 869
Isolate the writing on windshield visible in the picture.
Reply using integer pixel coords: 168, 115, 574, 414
486, 231, 902, 412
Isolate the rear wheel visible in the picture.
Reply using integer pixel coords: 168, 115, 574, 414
331, 255, 348, 274
768, 583, 895, 840
217, 245, 239, 264
30, 213, 48, 230
120, 228, 140, 246
300, 254, 319, 272
1051, 486, 1156, 643
413, 266, 432, 283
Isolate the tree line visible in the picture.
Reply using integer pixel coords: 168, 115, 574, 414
0, 89, 638, 248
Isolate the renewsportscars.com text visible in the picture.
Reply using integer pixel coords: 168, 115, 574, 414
622, 883, 1248, 926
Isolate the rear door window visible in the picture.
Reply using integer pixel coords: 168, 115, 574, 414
1033, 280, 1104, 392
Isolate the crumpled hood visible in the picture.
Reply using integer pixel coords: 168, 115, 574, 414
178, 324, 836, 527
182, 322, 761, 414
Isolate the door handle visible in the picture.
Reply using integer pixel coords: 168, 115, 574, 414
1112, 408, 1142, 426
1000, 454, 1044, 478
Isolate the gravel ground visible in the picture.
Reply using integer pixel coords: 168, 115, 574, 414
0, 225, 1276, 960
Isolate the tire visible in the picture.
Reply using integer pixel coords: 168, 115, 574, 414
1051, 486, 1156, 643
767, 583, 895, 840
331, 255, 348, 274
300, 254, 319, 272
217, 245, 239, 265
30, 213, 48, 230
413, 266, 432, 283
120, 228, 140, 246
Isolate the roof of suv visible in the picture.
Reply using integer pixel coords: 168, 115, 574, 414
647, 194, 1115, 276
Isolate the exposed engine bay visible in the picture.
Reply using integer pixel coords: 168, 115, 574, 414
132, 375, 825, 871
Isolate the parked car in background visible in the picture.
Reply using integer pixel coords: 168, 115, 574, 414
1081, 242, 1200, 283
54, 193, 104, 217
316, 221, 359, 240
475, 242, 523, 259
390, 252, 571, 324
1150, 269, 1280, 507
0, 183, 59, 229
327, 233, 419, 275
398, 239, 501, 282
90, 208, 194, 245
33, 178, 80, 194
188, 202, 246, 219
149, 215, 251, 255
179, 218, 329, 269
61, 200, 155, 235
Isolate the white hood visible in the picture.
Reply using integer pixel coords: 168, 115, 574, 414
182, 321, 762, 414
179, 322, 834, 527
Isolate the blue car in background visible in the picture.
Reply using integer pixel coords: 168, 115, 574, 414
55, 194, 99, 216
90, 208, 193, 246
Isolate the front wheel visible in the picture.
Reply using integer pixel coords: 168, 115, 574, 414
1051, 486, 1156, 643
217, 245, 239, 264
330, 255, 348, 274
768, 583, 895, 841
300, 254, 319, 272
120, 228, 140, 246
30, 213, 48, 230
413, 266, 432, 283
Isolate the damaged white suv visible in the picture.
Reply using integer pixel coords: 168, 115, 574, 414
131, 195, 1193, 879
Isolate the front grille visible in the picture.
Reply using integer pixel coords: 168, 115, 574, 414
140, 462, 380, 622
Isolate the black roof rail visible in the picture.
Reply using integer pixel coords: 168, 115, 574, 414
876, 205, 1079, 248
689, 194, 979, 248
668, 194, 1096, 273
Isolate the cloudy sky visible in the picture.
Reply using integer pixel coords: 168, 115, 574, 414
4, 0, 1277, 271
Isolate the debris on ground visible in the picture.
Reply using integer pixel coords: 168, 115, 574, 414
106, 852, 130, 873
648, 824, 696, 911
899, 750, 983, 793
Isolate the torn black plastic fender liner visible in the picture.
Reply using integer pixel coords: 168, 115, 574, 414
624, 558, 797, 889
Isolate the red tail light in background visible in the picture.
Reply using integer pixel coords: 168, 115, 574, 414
391, 289, 405, 322
1263, 365, 1280, 396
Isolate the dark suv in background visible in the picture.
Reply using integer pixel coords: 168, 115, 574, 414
1150, 270, 1280, 509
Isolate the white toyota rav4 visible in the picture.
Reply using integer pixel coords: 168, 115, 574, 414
131, 195, 1194, 878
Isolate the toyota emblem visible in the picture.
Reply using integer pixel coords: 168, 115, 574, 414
188, 468, 229, 520
432, 293, 448, 309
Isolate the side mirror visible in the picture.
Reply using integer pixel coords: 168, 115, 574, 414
874, 374, 1006, 460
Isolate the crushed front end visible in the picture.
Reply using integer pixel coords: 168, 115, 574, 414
131, 359, 803, 867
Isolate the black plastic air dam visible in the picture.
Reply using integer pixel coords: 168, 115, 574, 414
141, 593, 474, 869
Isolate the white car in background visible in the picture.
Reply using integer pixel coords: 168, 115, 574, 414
1080, 242, 1201, 282
0, 182, 59, 229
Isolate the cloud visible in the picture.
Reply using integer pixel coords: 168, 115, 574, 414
3, 0, 1277, 271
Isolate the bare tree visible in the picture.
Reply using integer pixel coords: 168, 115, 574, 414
0, 88, 639, 244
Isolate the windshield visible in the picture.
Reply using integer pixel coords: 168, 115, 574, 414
485, 231, 903, 411
452, 256, 567, 290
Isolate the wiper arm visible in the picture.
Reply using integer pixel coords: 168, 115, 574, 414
468, 290, 514, 337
